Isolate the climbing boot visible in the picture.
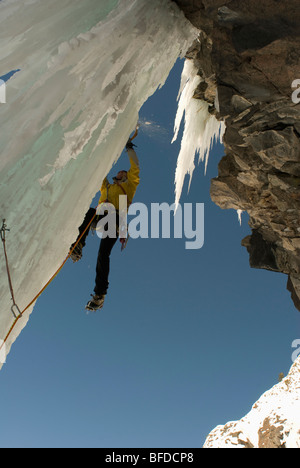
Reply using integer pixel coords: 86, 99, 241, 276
69, 242, 83, 263
85, 294, 106, 312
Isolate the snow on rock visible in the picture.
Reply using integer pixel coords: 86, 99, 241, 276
172, 59, 225, 207
0, 0, 198, 365
203, 357, 300, 448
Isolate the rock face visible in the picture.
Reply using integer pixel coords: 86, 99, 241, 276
203, 357, 300, 448
173, 0, 300, 311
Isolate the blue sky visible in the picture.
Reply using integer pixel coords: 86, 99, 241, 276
0, 59, 299, 448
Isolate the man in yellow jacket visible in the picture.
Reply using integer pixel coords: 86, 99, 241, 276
70, 136, 140, 311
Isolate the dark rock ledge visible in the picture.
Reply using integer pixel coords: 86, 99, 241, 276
174, 0, 300, 311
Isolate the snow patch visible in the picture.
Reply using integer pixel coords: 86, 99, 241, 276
204, 357, 300, 448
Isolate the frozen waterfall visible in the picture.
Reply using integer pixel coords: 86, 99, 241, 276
0, 0, 197, 364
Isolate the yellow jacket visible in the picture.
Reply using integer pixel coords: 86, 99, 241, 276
98, 148, 140, 211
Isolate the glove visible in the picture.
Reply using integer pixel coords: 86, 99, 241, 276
126, 139, 137, 150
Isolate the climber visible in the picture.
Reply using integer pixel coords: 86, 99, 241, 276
69, 131, 140, 312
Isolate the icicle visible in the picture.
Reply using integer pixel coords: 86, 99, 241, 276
237, 209, 243, 226
172, 59, 225, 207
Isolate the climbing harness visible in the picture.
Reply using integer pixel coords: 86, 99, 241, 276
0, 220, 22, 319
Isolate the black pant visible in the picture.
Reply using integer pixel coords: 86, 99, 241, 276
76, 207, 119, 296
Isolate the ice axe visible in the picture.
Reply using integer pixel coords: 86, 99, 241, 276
126, 125, 139, 149
129, 124, 140, 142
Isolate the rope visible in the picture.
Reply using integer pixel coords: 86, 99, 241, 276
0, 209, 98, 353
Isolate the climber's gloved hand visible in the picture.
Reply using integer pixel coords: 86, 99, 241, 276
126, 139, 137, 150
